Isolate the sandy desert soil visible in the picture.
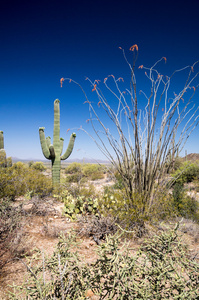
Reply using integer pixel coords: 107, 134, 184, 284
0, 182, 199, 299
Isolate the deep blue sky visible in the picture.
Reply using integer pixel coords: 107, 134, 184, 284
1, 0, 199, 160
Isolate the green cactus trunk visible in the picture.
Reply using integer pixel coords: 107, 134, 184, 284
0, 131, 4, 149
52, 99, 61, 184
39, 99, 76, 186
0, 131, 6, 167
0, 131, 12, 168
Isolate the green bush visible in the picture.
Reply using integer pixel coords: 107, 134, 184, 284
0, 150, 12, 168
29, 161, 46, 172
171, 182, 199, 221
171, 161, 199, 184
6, 156, 12, 167
164, 155, 183, 174
9, 224, 199, 299
0, 150, 7, 167
82, 163, 104, 180
65, 162, 104, 183
65, 162, 82, 174
0, 162, 52, 200
112, 170, 125, 189
170, 163, 199, 222
99, 188, 147, 235
65, 172, 82, 183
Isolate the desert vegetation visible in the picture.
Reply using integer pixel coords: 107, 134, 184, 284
0, 157, 199, 299
1, 48, 199, 298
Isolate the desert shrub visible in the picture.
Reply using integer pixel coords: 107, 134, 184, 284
82, 163, 104, 180
25, 169, 52, 198
112, 170, 125, 189
6, 156, 12, 167
77, 215, 118, 241
54, 182, 99, 203
171, 182, 199, 222
99, 188, 146, 236
8, 232, 89, 300
147, 190, 177, 221
29, 161, 46, 172
0, 198, 23, 271
65, 163, 83, 183
163, 155, 184, 174
65, 172, 82, 183
77, 183, 97, 198
9, 223, 199, 299
0, 165, 27, 199
169, 165, 199, 222
100, 185, 188, 232
65, 162, 82, 174
171, 161, 199, 185
0, 162, 52, 200
172, 182, 185, 210
172, 155, 184, 171
193, 178, 199, 193
0, 149, 7, 167
65, 162, 104, 183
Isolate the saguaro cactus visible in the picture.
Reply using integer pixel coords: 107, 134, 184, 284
0, 131, 4, 149
0, 131, 12, 167
39, 99, 76, 186
0, 131, 6, 167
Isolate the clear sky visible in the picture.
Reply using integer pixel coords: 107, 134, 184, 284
1, 0, 199, 161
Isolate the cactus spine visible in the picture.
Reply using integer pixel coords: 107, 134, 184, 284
39, 99, 76, 186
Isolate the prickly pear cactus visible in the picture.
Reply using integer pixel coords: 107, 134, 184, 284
39, 99, 76, 186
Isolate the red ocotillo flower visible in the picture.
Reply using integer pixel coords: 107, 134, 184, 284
60, 77, 64, 87
129, 44, 138, 51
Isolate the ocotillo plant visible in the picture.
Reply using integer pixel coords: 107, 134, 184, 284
39, 99, 76, 186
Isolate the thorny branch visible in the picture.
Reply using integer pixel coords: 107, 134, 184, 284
61, 46, 199, 218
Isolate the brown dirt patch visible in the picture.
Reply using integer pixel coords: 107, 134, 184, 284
0, 197, 199, 299
0, 197, 100, 299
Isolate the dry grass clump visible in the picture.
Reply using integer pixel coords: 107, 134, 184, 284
25, 196, 59, 216
0, 198, 29, 274
77, 215, 118, 244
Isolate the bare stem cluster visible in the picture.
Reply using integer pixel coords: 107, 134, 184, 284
63, 47, 199, 219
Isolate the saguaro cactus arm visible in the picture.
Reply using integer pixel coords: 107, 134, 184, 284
61, 133, 76, 160
39, 127, 51, 159
60, 138, 64, 155
46, 136, 51, 148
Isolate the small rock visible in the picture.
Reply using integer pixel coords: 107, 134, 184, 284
85, 289, 94, 298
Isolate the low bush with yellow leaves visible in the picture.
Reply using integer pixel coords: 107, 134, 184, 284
0, 162, 52, 200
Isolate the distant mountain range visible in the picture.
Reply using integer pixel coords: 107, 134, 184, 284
11, 157, 110, 164
183, 153, 199, 162
11, 153, 199, 164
